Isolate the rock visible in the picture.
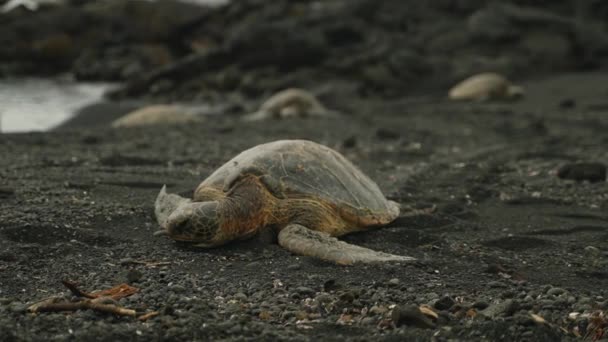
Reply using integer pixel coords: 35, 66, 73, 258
227, 23, 328, 70
391, 305, 436, 329
111, 105, 199, 128
434, 296, 456, 311
559, 99, 576, 109
233, 293, 248, 301
0, 187, 15, 198
286, 263, 301, 271
387, 278, 400, 286
546, 287, 566, 296
480, 299, 519, 318
295, 287, 315, 297
342, 136, 357, 149
376, 128, 400, 141
472, 301, 489, 310
520, 30, 572, 68
468, 5, 519, 41
125, 269, 143, 283
557, 162, 607, 182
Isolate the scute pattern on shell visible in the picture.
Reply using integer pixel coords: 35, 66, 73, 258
197, 140, 398, 224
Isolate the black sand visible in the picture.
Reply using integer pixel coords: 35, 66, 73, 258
1, 1, 608, 341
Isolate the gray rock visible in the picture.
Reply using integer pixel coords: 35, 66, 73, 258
392, 305, 436, 329
295, 287, 315, 296
546, 287, 566, 296
434, 296, 456, 311
480, 299, 519, 318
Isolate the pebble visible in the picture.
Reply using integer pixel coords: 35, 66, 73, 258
557, 162, 607, 182
234, 293, 248, 301
487, 281, 508, 288
434, 296, 456, 311
361, 317, 375, 325
342, 136, 357, 149
472, 301, 489, 310
391, 305, 436, 329
480, 299, 518, 318
0, 187, 15, 198
125, 269, 144, 283
387, 278, 400, 286
286, 263, 301, 271
546, 287, 566, 296
375, 128, 400, 140
8, 302, 27, 314
295, 287, 315, 296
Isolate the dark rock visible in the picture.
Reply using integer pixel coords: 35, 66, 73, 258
0, 187, 15, 198
323, 279, 342, 292
557, 162, 607, 182
227, 23, 328, 71
434, 296, 456, 311
480, 299, 519, 318
520, 30, 572, 68
342, 136, 357, 149
295, 287, 315, 296
468, 5, 519, 41
559, 98, 576, 108
125, 269, 144, 283
375, 128, 400, 140
472, 301, 489, 310
391, 305, 436, 329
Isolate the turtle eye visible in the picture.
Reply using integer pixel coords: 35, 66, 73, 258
170, 218, 191, 237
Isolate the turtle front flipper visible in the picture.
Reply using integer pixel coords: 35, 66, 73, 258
278, 224, 416, 265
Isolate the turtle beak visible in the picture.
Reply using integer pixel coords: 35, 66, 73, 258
154, 185, 192, 229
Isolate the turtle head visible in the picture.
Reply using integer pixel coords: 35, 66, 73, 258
155, 186, 226, 247
165, 201, 224, 247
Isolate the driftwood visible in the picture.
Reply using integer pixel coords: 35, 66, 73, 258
27, 280, 151, 319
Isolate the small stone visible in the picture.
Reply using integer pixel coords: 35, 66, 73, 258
391, 305, 436, 329
375, 128, 400, 140
559, 99, 576, 109
342, 136, 357, 149
125, 269, 143, 283
584, 246, 601, 256
387, 278, 400, 286
234, 293, 248, 301
546, 287, 566, 296
480, 299, 518, 318
0, 187, 15, 198
295, 287, 315, 296
287, 263, 301, 271
369, 305, 388, 315
487, 281, 508, 288
361, 316, 375, 325
472, 301, 489, 310
9, 302, 27, 314
434, 296, 456, 311
557, 162, 607, 182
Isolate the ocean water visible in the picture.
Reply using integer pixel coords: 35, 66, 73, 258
0, 78, 116, 133
0, 0, 230, 133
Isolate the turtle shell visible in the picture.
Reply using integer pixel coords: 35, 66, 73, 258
197, 140, 399, 225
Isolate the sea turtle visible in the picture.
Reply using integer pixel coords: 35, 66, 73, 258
448, 72, 523, 101
242, 88, 339, 121
112, 105, 199, 128
155, 139, 422, 265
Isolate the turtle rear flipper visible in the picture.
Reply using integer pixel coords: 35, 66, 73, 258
278, 224, 416, 265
